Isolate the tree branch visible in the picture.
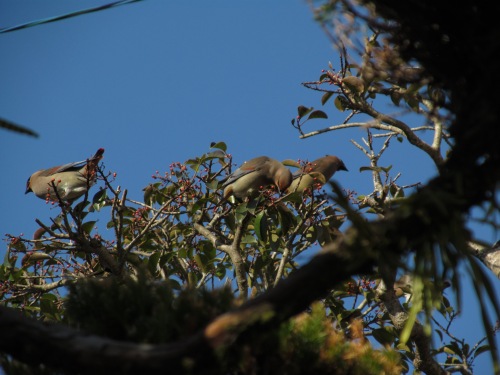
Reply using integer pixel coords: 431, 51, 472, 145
468, 241, 500, 280
194, 220, 249, 297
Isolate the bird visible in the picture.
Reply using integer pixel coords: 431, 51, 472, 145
393, 274, 451, 303
25, 148, 105, 202
286, 155, 348, 193
222, 156, 292, 200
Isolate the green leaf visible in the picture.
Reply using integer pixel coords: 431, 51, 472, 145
246, 197, 260, 215
359, 166, 382, 173
321, 91, 334, 105
281, 159, 301, 168
9, 239, 26, 252
241, 234, 257, 245
186, 158, 202, 172
390, 92, 402, 106
162, 184, 178, 197
316, 224, 331, 245
407, 96, 420, 112
206, 179, 219, 190
209, 141, 227, 152
396, 343, 411, 352
372, 327, 395, 346
305, 226, 317, 243
400, 276, 423, 344
81, 221, 97, 235
407, 82, 423, 94
473, 345, 491, 357
92, 189, 108, 211
143, 183, 157, 204
187, 272, 198, 287
277, 205, 296, 235
339, 309, 359, 321
324, 206, 346, 230
235, 203, 249, 226
193, 253, 207, 273
342, 76, 365, 93
148, 251, 161, 274
435, 329, 443, 342
281, 191, 303, 205
308, 171, 327, 185
73, 201, 90, 220
308, 110, 328, 120
430, 88, 446, 105
224, 213, 236, 231
443, 343, 462, 356
334, 96, 347, 112
254, 211, 268, 242
92, 188, 106, 203
359, 165, 392, 173
215, 264, 227, 279
205, 150, 226, 160
40, 293, 60, 320
297, 105, 313, 118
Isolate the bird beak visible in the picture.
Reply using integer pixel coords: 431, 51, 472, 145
25, 178, 32, 194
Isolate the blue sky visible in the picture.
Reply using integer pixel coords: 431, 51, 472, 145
0, 1, 498, 373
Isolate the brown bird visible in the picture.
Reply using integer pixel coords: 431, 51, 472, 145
26, 148, 104, 202
393, 274, 451, 301
222, 156, 292, 200
286, 155, 348, 193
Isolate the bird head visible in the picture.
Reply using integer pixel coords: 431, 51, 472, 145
337, 158, 348, 172
322, 155, 348, 173
274, 166, 293, 193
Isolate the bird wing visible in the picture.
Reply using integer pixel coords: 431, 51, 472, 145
222, 156, 269, 188
222, 166, 259, 188
38, 160, 89, 177
292, 169, 304, 180
38, 149, 105, 177
292, 164, 312, 180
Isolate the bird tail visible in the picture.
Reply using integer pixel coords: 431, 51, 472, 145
92, 148, 105, 160
84, 148, 105, 178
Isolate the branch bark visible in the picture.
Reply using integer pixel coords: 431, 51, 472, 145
468, 241, 500, 280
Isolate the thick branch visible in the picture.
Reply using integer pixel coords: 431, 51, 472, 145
299, 121, 403, 139
468, 241, 500, 280
0, 306, 215, 375
194, 221, 248, 297
361, 104, 445, 167
379, 289, 448, 375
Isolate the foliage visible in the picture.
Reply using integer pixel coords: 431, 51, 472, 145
65, 276, 402, 374
2, 1, 500, 374
2, 133, 495, 373
64, 272, 235, 344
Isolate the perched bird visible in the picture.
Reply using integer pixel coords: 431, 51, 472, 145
393, 274, 414, 300
393, 274, 451, 303
222, 156, 292, 200
26, 148, 105, 202
286, 155, 348, 193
